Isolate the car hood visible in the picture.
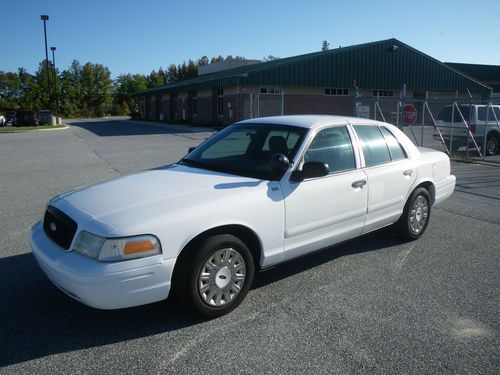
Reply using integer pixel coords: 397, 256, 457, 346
52, 164, 268, 236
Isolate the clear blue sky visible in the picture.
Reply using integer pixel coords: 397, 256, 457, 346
1, 0, 499, 78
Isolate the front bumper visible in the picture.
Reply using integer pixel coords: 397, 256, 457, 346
30, 221, 176, 309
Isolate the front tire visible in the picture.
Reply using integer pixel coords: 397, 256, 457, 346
173, 234, 255, 318
395, 187, 431, 241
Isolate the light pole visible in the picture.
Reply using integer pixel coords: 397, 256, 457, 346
51, 47, 58, 115
40, 15, 51, 110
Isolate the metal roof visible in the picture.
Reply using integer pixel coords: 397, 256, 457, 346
445, 62, 500, 82
134, 38, 492, 97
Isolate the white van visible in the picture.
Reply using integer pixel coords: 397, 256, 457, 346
436, 104, 500, 155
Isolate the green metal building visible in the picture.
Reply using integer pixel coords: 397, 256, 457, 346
133, 38, 492, 125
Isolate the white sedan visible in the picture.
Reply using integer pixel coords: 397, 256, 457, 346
30, 115, 456, 318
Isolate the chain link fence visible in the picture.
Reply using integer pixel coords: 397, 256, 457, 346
237, 90, 499, 159
355, 94, 500, 159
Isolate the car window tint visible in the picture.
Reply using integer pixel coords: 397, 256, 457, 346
304, 126, 355, 173
478, 106, 500, 121
202, 128, 257, 159
437, 106, 471, 122
354, 125, 391, 167
263, 130, 302, 155
379, 127, 407, 161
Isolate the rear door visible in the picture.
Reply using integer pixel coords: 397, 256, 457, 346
352, 124, 417, 233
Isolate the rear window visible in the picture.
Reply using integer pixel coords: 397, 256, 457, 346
437, 106, 471, 122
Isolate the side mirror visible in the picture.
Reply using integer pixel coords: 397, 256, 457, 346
270, 153, 291, 173
188, 146, 196, 153
291, 161, 329, 181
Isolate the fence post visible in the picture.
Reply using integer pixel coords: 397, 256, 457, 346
421, 92, 427, 147
484, 105, 490, 157
466, 89, 472, 159
450, 100, 455, 155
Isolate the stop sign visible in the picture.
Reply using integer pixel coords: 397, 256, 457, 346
403, 104, 417, 125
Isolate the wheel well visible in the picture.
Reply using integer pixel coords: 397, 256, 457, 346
416, 181, 435, 205
176, 225, 263, 270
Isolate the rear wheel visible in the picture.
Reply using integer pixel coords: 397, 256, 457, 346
173, 234, 255, 318
485, 133, 499, 156
395, 187, 431, 241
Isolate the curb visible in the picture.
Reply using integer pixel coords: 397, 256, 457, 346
452, 157, 500, 168
0, 125, 69, 134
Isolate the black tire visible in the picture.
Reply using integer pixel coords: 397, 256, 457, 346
172, 234, 255, 318
485, 133, 499, 156
395, 187, 431, 241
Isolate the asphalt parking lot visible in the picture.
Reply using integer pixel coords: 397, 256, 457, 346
0, 118, 498, 374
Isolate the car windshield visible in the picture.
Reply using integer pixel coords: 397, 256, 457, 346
180, 123, 308, 180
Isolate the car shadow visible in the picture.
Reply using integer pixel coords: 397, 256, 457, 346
66, 119, 213, 137
0, 227, 403, 367
253, 227, 403, 288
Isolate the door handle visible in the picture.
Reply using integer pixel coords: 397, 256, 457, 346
351, 179, 366, 188
403, 169, 413, 176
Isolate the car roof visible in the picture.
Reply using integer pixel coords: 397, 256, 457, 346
237, 115, 384, 129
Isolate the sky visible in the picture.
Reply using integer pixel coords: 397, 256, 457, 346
1, 0, 499, 78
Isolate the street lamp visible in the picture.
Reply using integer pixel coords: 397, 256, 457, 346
40, 15, 51, 110
51, 47, 58, 115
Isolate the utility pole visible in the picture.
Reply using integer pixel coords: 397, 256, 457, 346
40, 15, 51, 110
51, 47, 58, 115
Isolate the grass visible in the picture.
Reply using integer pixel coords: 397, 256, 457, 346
0, 124, 67, 133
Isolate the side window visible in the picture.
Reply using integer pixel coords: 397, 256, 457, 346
354, 125, 391, 167
379, 127, 407, 161
478, 106, 500, 121
303, 126, 355, 173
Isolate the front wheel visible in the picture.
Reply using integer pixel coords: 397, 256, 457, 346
395, 187, 431, 241
173, 234, 255, 318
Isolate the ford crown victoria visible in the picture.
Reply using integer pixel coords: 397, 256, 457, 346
30, 115, 456, 318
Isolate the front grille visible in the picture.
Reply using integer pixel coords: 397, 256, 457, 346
43, 206, 78, 250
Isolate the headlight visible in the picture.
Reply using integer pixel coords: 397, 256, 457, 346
73, 231, 161, 262
73, 231, 105, 258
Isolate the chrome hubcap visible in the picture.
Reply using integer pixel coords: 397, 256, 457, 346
198, 248, 246, 307
409, 195, 429, 234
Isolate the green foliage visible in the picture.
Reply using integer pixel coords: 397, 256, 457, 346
112, 73, 147, 115
0, 54, 247, 117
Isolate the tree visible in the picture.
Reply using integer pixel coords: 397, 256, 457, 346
166, 64, 178, 83
198, 56, 209, 66
113, 73, 147, 115
210, 55, 224, 64
18, 67, 40, 110
147, 68, 166, 88
34, 60, 54, 110
0, 71, 21, 110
